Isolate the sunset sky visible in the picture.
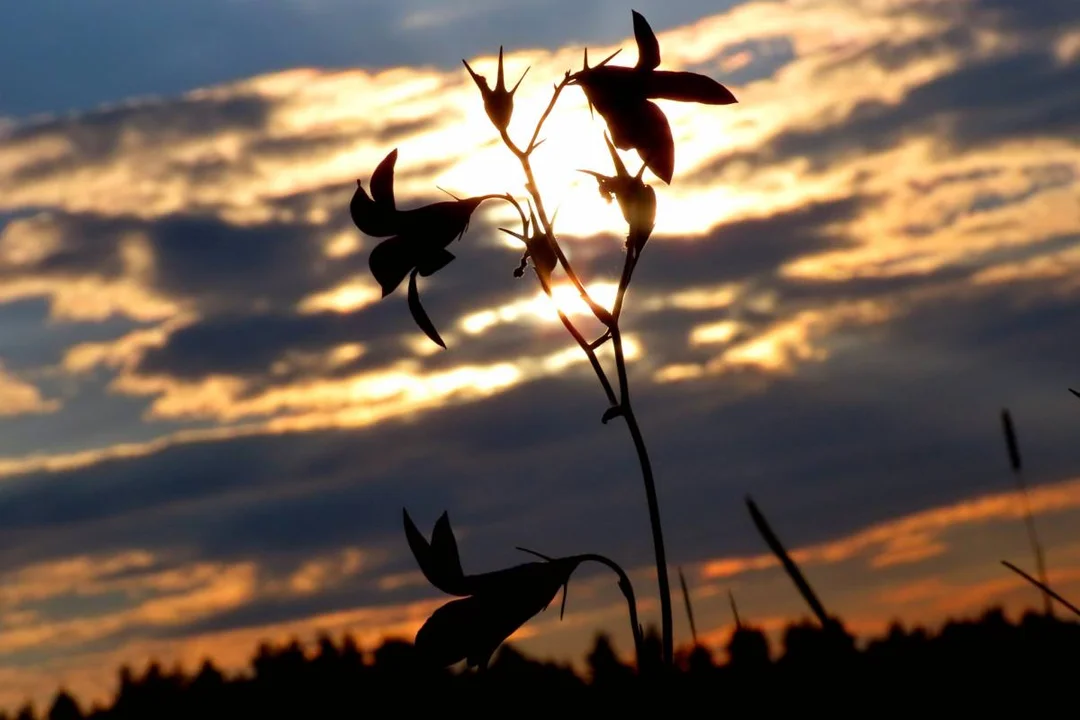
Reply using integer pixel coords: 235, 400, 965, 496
1, 0, 1079, 708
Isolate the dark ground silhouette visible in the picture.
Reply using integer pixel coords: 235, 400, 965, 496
9, 606, 1078, 718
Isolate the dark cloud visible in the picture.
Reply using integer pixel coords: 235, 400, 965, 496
116, 193, 864, 390
0, 207, 367, 316
0, 0, 743, 119
6, 94, 272, 183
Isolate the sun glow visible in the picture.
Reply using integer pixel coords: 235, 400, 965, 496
459, 281, 619, 336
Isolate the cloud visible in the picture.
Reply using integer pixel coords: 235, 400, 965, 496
0, 362, 58, 416
0, 0, 1078, 709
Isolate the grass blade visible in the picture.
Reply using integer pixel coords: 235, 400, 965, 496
678, 567, 697, 644
746, 496, 830, 628
729, 590, 742, 630
1002, 561, 1080, 618
1000, 408, 1052, 616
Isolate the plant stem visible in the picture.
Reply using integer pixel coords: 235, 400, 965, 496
498, 81, 612, 326
611, 325, 673, 666
577, 553, 644, 666
495, 78, 674, 667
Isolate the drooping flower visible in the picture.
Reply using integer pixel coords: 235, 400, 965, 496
569, 10, 737, 184
498, 202, 558, 286
350, 149, 502, 348
404, 509, 582, 669
579, 133, 656, 256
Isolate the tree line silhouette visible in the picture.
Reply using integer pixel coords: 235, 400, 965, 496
10, 606, 1078, 718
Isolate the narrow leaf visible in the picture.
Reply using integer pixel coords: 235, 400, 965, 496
632, 10, 661, 71
1070, 388, 1079, 399
746, 496, 831, 627
1002, 561, 1080, 617
407, 270, 446, 349
729, 590, 742, 630
678, 567, 698, 644
1001, 409, 1022, 472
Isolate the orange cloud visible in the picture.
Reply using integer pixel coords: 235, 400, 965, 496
701, 475, 1080, 580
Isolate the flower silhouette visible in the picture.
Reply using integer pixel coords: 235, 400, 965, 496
498, 201, 558, 285
569, 10, 737, 184
463, 46, 529, 133
404, 509, 582, 669
351, 149, 503, 347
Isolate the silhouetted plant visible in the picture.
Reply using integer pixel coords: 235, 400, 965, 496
349, 9, 738, 669
1000, 408, 1052, 615
404, 509, 643, 668
1002, 560, 1080, 618
745, 495, 840, 631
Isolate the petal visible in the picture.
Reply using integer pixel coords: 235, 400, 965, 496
645, 71, 738, 105
414, 594, 504, 668
430, 512, 462, 572
368, 235, 415, 297
403, 509, 434, 575
415, 248, 455, 277
350, 182, 397, 237
632, 10, 661, 71
408, 270, 446, 349
415, 559, 582, 668
601, 100, 673, 184
403, 509, 467, 594
370, 149, 398, 208
397, 198, 482, 244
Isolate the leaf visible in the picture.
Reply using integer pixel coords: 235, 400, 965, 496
407, 269, 446, 349
746, 496, 832, 628
1001, 408, 1022, 473
632, 10, 661, 71
1070, 388, 1079, 400
646, 71, 737, 104
1002, 560, 1080, 618
370, 148, 398, 208
368, 236, 415, 297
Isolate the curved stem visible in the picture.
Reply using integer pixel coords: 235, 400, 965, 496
575, 553, 644, 667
